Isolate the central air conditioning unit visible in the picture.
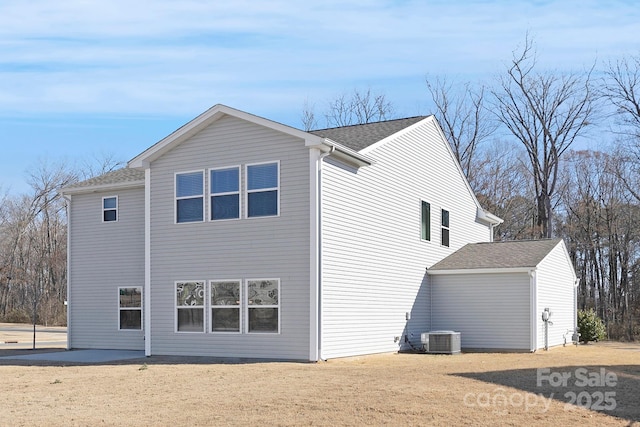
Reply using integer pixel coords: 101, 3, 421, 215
420, 331, 461, 354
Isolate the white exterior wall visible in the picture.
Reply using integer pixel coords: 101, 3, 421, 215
68, 187, 145, 350
430, 273, 531, 350
148, 115, 312, 360
320, 118, 491, 359
535, 242, 577, 348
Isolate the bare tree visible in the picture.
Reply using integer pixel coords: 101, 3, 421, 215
303, 87, 395, 130
603, 55, 640, 141
301, 98, 319, 132
79, 152, 125, 181
491, 35, 596, 238
426, 77, 497, 187
603, 55, 640, 203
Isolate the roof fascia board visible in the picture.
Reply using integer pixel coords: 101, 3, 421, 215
128, 104, 322, 168
427, 266, 535, 275
61, 180, 145, 196
358, 116, 433, 156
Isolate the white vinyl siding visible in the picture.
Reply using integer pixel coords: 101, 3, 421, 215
320, 117, 491, 359
536, 242, 577, 348
148, 115, 310, 359
431, 273, 531, 350
67, 187, 145, 350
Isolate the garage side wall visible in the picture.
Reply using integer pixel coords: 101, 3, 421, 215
430, 273, 530, 351
536, 242, 577, 348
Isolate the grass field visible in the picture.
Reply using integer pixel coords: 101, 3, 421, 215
0, 340, 638, 426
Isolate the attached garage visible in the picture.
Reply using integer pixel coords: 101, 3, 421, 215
427, 239, 577, 352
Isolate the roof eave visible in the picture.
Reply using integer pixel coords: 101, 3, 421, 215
128, 104, 320, 169
61, 180, 145, 196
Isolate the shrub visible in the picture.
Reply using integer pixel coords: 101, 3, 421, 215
577, 308, 606, 343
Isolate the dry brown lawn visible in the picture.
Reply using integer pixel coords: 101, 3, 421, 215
0, 341, 638, 426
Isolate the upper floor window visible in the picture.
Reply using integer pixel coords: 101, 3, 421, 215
210, 167, 240, 220
441, 209, 450, 247
176, 171, 204, 223
103, 196, 117, 222
421, 200, 430, 241
246, 162, 279, 218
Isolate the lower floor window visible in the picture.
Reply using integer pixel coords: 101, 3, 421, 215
176, 281, 205, 332
119, 287, 142, 330
211, 280, 241, 333
175, 278, 280, 334
247, 279, 279, 333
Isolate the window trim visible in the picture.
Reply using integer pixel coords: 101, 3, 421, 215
209, 166, 241, 222
441, 208, 450, 247
210, 279, 242, 334
175, 280, 206, 333
246, 278, 280, 334
420, 200, 431, 242
175, 170, 205, 224
102, 196, 118, 223
118, 286, 142, 331
245, 161, 280, 219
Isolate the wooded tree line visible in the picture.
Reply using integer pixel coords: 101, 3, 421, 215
0, 157, 122, 326
432, 39, 640, 341
1, 38, 639, 341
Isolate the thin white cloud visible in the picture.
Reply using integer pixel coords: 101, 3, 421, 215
0, 0, 638, 118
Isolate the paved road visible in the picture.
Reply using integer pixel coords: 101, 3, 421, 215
0, 323, 67, 349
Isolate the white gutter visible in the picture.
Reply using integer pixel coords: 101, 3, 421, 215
306, 139, 373, 168
427, 266, 534, 276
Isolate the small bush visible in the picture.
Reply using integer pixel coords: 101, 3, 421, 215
2, 310, 31, 324
577, 308, 606, 343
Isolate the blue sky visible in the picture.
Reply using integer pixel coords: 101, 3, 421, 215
1, 0, 639, 194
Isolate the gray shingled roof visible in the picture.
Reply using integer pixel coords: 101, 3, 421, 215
310, 116, 429, 151
429, 239, 563, 270
63, 168, 145, 191
63, 116, 428, 192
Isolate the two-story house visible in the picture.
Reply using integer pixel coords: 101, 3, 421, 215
61, 104, 577, 360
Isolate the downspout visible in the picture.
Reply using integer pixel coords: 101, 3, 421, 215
574, 278, 579, 335
144, 166, 152, 356
529, 269, 537, 352
63, 194, 72, 350
311, 146, 334, 362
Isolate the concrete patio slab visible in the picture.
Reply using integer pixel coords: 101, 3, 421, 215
0, 349, 146, 363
